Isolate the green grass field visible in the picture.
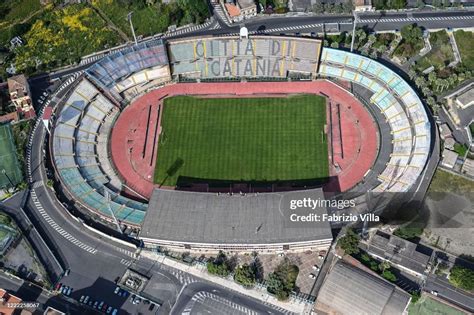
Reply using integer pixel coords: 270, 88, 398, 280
154, 95, 328, 186
408, 295, 465, 315
0, 123, 23, 189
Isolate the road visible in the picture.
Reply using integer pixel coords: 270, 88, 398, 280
425, 274, 474, 312
171, 282, 290, 315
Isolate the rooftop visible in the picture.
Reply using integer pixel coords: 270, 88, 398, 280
225, 3, 241, 17
456, 87, 474, 108
237, 0, 256, 9
367, 231, 432, 275
316, 261, 411, 315
140, 188, 332, 245
7, 74, 29, 96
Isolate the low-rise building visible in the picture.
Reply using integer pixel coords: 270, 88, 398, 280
441, 149, 459, 169
0, 288, 22, 315
367, 231, 433, 278
353, 0, 373, 11
224, 0, 257, 23
315, 261, 411, 315
7, 74, 35, 118
461, 158, 474, 178
444, 82, 474, 146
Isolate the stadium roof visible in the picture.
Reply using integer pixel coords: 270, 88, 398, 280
140, 188, 332, 245
316, 261, 411, 315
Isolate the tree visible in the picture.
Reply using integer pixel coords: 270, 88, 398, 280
449, 265, 474, 290
312, 3, 325, 14
368, 34, 377, 43
234, 264, 256, 287
337, 228, 360, 255
394, 225, 424, 240
266, 260, 299, 301
342, 0, 354, 13
333, 3, 343, 13
410, 290, 421, 304
379, 261, 391, 272
382, 270, 397, 282
401, 24, 422, 45
207, 251, 232, 277
266, 273, 286, 300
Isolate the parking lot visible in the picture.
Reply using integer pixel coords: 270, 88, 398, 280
55, 275, 161, 315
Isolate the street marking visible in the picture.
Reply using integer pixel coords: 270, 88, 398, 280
31, 189, 98, 254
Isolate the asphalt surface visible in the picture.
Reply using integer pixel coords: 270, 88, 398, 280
425, 274, 474, 312
170, 282, 290, 315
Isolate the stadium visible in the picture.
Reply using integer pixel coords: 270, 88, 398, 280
48, 34, 433, 253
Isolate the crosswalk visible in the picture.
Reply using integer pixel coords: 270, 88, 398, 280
32, 181, 43, 189
212, 3, 231, 27
183, 291, 294, 315
116, 247, 136, 258
218, 14, 474, 36
120, 258, 132, 266
30, 189, 98, 254
169, 269, 197, 286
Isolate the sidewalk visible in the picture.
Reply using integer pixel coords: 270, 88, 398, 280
141, 251, 312, 314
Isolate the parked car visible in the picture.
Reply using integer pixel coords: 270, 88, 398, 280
111, 309, 118, 315
79, 295, 85, 303
93, 301, 99, 308
62, 286, 69, 294
308, 274, 316, 279
54, 283, 62, 291
114, 286, 120, 294
98, 301, 104, 309
312, 265, 320, 272
83, 296, 90, 304
66, 287, 73, 296
106, 306, 113, 314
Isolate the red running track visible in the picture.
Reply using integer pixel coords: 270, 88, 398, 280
110, 81, 378, 199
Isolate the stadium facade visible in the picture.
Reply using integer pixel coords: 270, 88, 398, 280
48, 35, 434, 253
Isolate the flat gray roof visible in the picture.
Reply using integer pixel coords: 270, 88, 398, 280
316, 261, 411, 315
140, 188, 333, 244
457, 87, 474, 107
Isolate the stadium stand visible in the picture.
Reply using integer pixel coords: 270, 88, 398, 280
52, 78, 147, 226
319, 48, 431, 192
86, 39, 171, 102
168, 36, 322, 80
50, 35, 433, 229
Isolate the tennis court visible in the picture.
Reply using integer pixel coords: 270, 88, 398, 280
0, 123, 23, 189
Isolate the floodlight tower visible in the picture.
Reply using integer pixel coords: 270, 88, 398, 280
128, 11, 138, 46
350, 11, 358, 52
106, 190, 122, 233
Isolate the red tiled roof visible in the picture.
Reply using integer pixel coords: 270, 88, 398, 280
225, 3, 241, 17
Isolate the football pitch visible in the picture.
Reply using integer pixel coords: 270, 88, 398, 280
154, 95, 328, 186
0, 124, 23, 189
